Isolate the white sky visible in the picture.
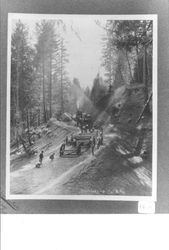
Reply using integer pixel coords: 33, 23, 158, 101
12, 16, 107, 89
64, 18, 106, 89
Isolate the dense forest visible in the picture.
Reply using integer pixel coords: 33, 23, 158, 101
10, 19, 152, 155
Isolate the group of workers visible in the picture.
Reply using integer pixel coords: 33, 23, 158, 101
37, 127, 104, 165
79, 123, 93, 134
60, 127, 104, 156
36, 150, 55, 168
65, 135, 77, 146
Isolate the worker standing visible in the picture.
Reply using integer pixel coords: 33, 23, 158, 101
100, 129, 103, 145
65, 135, 68, 145
70, 134, 74, 143
97, 135, 101, 149
93, 136, 96, 146
61, 141, 66, 150
91, 141, 95, 155
91, 136, 96, 156
39, 151, 44, 164
60, 141, 66, 156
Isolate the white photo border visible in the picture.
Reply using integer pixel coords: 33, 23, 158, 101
6, 13, 158, 201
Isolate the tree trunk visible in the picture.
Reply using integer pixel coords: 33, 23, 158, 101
26, 109, 30, 131
49, 53, 52, 118
136, 45, 140, 82
19, 135, 27, 153
143, 46, 149, 103
136, 92, 152, 124
146, 55, 151, 83
60, 40, 64, 114
37, 108, 40, 127
16, 43, 20, 148
26, 109, 33, 146
16, 50, 20, 114
42, 55, 47, 123
119, 66, 125, 83
125, 50, 134, 83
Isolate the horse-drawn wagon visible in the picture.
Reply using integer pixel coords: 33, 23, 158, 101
59, 142, 81, 157
59, 132, 95, 157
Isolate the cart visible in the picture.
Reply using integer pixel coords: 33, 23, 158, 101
59, 142, 81, 157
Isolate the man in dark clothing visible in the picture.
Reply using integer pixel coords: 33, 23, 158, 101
99, 129, 103, 145
92, 136, 96, 146
39, 151, 44, 164
60, 141, 66, 156
97, 136, 101, 149
100, 134, 103, 145
61, 141, 66, 150
70, 134, 74, 143
49, 153, 55, 161
91, 142, 95, 155
65, 136, 68, 145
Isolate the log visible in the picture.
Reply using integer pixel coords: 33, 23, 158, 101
136, 92, 152, 124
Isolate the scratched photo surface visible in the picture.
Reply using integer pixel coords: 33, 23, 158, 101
6, 14, 157, 200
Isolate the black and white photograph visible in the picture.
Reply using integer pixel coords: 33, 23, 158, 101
6, 14, 157, 200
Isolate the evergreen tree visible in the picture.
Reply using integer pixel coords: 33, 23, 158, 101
111, 20, 152, 101
53, 37, 69, 114
11, 21, 35, 139
102, 22, 118, 88
90, 74, 107, 107
35, 20, 59, 122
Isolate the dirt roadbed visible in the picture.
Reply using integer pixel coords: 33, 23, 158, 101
10, 128, 152, 196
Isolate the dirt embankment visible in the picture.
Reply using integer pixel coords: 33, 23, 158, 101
51, 127, 152, 196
